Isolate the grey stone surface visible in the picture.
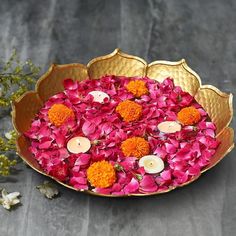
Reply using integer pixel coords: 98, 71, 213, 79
0, 0, 235, 235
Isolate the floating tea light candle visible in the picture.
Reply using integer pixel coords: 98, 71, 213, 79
157, 121, 181, 134
67, 136, 91, 154
88, 91, 110, 103
139, 155, 164, 174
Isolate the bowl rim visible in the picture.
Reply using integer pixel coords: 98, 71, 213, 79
11, 48, 235, 197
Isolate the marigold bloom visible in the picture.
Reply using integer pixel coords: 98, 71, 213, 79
116, 100, 142, 122
121, 137, 150, 158
48, 104, 75, 126
126, 80, 149, 97
177, 106, 201, 125
87, 160, 116, 188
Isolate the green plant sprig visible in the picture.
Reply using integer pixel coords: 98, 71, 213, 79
0, 49, 40, 107
0, 130, 17, 151
0, 50, 40, 176
0, 154, 17, 176
0, 130, 18, 176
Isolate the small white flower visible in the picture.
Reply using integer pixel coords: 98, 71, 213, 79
0, 189, 21, 210
5, 132, 12, 140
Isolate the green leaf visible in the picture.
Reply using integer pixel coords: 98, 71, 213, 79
135, 174, 143, 181
114, 163, 124, 172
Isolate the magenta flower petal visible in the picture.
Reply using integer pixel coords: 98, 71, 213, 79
153, 147, 167, 159
65, 89, 82, 104
38, 140, 53, 149
112, 191, 125, 196
53, 130, 66, 148
124, 178, 139, 194
165, 111, 177, 120
179, 92, 193, 106
139, 175, 158, 193
204, 129, 215, 138
198, 136, 219, 149
63, 78, 78, 90
120, 157, 137, 171
73, 184, 89, 190
157, 96, 167, 108
160, 170, 172, 180
38, 126, 51, 139
58, 148, 69, 159
100, 123, 113, 135
69, 175, 88, 190
74, 154, 91, 166
136, 166, 146, 176
192, 142, 201, 157
187, 166, 200, 176
94, 188, 111, 195
82, 120, 96, 136
172, 170, 188, 184
117, 172, 132, 185
111, 183, 122, 192
165, 143, 177, 154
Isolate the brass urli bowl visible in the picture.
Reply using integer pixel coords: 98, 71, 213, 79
12, 49, 234, 197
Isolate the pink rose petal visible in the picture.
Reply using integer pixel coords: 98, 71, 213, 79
140, 175, 158, 193
124, 178, 139, 194
63, 78, 78, 90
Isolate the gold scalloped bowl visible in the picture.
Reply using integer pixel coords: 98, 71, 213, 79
12, 49, 234, 197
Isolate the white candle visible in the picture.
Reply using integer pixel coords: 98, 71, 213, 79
157, 121, 181, 134
88, 91, 110, 103
67, 136, 91, 154
139, 155, 164, 174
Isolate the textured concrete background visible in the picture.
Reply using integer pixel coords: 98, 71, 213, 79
0, 0, 236, 236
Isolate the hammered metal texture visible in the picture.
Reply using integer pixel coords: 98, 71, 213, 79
87, 49, 147, 79
37, 64, 88, 102
147, 60, 201, 96
12, 49, 234, 197
195, 86, 233, 134
12, 91, 43, 134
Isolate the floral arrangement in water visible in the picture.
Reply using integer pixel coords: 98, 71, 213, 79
25, 76, 219, 195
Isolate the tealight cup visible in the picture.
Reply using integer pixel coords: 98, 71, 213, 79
67, 136, 91, 154
88, 91, 110, 103
157, 121, 181, 134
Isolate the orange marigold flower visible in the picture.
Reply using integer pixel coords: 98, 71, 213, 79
126, 80, 149, 97
121, 137, 150, 159
177, 106, 201, 125
48, 104, 75, 127
87, 160, 116, 188
116, 100, 142, 122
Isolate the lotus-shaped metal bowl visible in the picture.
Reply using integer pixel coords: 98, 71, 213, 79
12, 49, 234, 197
